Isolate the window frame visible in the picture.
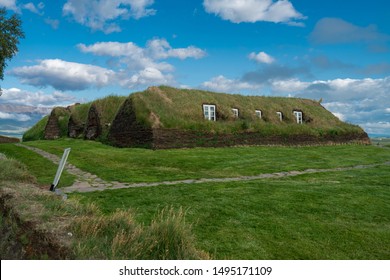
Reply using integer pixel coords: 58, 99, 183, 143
276, 111, 283, 121
293, 111, 303, 124
255, 110, 262, 119
232, 108, 239, 118
203, 104, 216, 121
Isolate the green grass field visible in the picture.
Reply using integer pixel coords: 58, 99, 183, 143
20, 139, 390, 184
0, 143, 75, 188
74, 165, 390, 259
1, 139, 390, 259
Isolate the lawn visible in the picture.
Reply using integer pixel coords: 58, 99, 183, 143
73, 164, 390, 259
21, 138, 390, 184
1, 139, 390, 259
0, 143, 76, 188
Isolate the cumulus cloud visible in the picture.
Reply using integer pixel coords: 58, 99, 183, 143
120, 67, 174, 87
248, 51, 275, 64
63, 0, 156, 33
78, 39, 206, 60
146, 39, 206, 60
78, 39, 206, 88
280, 77, 390, 135
201, 75, 261, 93
11, 59, 115, 91
78, 41, 142, 57
0, 87, 77, 107
203, 0, 305, 25
310, 18, 390, 45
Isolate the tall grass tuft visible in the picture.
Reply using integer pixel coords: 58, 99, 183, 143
142, 207, 209, 260
71, 207, 209, 260
0, 158, 36, 183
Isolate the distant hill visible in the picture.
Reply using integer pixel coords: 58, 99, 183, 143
23, 86, 370, 148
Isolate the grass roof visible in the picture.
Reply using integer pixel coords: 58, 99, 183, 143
130, 86, 364, 136
23, 86, 366, 143
89, 95, 126, 142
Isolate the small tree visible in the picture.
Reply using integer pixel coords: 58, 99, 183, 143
0, 8, 24, 93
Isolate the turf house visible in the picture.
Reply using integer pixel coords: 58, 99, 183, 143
23, 86, 370, 149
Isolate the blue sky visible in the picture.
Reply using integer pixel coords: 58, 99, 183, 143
0, 0, 389, 138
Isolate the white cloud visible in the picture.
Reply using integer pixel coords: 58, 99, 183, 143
63, 0, 156, 33
78, 41, 142, 57
23, 2, 44, 15
121, 67, 174, 87
361, 122, 390, 135
78, 39, 206, 88
0, 0, 19, 12
11, 59, 115, 91
78, 39, 206, 61
0, 111, 31, 122
146, 39, 206, 60
271, 79, 309, 93
0, 87, 77, 108
203, 0, 305, 25
202, 75, 261, 93
248, 51, 275, 64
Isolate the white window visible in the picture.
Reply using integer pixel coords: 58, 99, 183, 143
232, 108, 239, 118
276, 111, 283, 121
203, 104, 216, 121
255, 110, 262, 119
294, 111, 303, 124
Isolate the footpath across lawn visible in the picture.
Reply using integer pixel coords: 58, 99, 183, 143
20, 139, 390, 184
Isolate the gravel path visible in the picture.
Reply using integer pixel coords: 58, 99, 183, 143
16, 144, 390, 194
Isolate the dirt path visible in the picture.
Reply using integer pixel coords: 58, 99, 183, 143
17, 144, 390, 194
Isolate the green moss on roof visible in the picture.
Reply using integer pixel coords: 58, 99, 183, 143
69, 102, 92, 125
89, 95, 126, 142
92, 95, 127, 127
129, 86, 363, 137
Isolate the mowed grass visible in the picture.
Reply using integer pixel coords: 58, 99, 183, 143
22, 138, 390, 184
73, 164, 390, 259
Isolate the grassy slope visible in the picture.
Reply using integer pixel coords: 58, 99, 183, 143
23, 138, 390, 183
74, 164, 390, 259
132, 86, 364, 136
22, 115, 49, 142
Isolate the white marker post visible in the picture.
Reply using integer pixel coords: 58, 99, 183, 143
50, 148, 71, 191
